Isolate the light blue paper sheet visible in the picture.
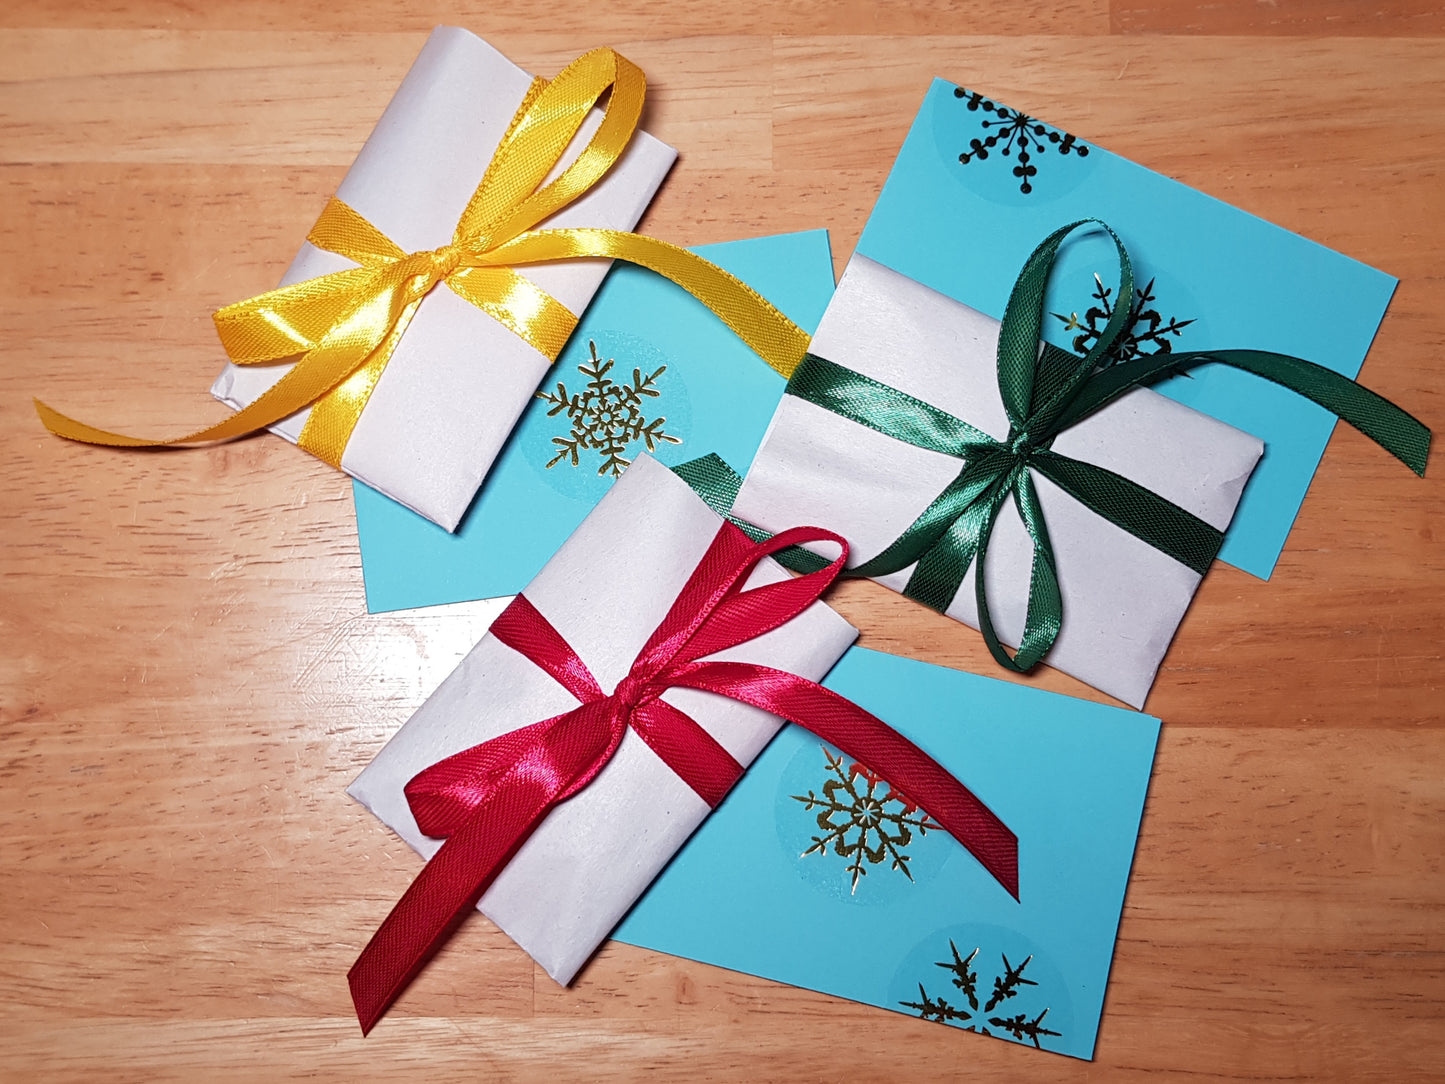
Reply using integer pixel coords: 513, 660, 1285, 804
615, 645, 1160, 1061
857, 80, 1397, 579
354, 230, 836, 612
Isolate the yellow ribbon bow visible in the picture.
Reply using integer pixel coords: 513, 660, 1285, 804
35, 47, 812, 468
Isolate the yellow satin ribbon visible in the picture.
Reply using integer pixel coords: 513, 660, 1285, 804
36, 47, 811, 468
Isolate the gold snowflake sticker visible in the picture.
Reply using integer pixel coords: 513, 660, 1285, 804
791, 747, 934, 893
536, 340, 681, 477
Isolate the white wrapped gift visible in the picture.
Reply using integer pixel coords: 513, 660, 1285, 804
212, 27, 677, 530
348, 454, 859, 983
732, 255, 1264, 708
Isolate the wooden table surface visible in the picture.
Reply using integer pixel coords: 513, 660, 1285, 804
3, 1, 1442, 1080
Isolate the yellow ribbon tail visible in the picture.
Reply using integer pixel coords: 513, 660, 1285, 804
38, 260, 426, 453
33, 397, 253, 448
35, 359, 330, 449
485, 229, 813, 379
296, 296, 424, 467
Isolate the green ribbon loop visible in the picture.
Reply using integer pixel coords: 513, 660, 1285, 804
777, 219, 1429, 674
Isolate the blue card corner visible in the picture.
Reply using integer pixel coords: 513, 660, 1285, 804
354, 229, 837, 613
615, 645, 1161, 1061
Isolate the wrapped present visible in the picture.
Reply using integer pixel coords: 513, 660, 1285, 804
857, 77, 1412, 578
36, 30, 811, 531
731, 223, 1427, 707
209, 27, 677, 529
346, 453, 1019, 1033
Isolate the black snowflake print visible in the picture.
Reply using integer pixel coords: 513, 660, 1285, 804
1053, 274, 1195, 366
953, 87, 1089, 195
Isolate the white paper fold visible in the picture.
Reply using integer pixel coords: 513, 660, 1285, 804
733, 255, 1264, 708
348, 454, 859, 984
211, 27, 677, 530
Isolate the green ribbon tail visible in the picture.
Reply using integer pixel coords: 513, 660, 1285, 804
852, 450, 1005, 582
1205, 350, 1429, 476
1056, 349, 1429, 477
900, 483, 990, 613
1008, 472, 1064, 670
668, 454, 831, 574
899, 465, 1065, 672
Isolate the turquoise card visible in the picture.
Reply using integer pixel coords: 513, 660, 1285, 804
615, 646, 1160, 1061
353, 231, 836, 612
857, 80, 1397, 579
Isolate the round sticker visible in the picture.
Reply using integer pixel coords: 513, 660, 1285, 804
774, 738, 946, 906
930, 84, 1099, 207
888, 922, 1074, 1053
519, 330, 692, 499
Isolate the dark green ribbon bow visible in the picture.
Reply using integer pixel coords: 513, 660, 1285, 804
687, 219, 1430, 675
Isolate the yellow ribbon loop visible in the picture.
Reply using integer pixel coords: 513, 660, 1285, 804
35, 47, 811, 468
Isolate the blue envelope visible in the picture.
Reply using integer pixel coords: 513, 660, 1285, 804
354, 231, 836, 612
857, 80, 1396, 579
615, 646, 1160, 1061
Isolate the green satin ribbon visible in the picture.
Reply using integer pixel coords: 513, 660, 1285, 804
672, 452, 829, 573
685, 219, 1431, 674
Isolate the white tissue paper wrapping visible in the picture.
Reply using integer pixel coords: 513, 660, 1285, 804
348, 454, 859, 984
732, 255, 1264, 708
211, 27, 678, 530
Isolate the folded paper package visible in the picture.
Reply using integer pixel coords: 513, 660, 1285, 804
348, 456, 855, 985
733, 252, 1265, 707
347, 454, 1020, 1032
212, 27, 677, 529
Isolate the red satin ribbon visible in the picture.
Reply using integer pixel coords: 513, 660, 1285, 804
349, 523, 1020, 1034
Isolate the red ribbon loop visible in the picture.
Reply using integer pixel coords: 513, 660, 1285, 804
349, 522, 1020, 1034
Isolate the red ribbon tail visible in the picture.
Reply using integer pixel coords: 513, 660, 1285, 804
676, 661, 1020, 900
348, 779, 554, 1034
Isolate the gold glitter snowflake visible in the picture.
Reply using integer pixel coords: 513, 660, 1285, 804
791, 747, 934, 893
536, 340, 681, 477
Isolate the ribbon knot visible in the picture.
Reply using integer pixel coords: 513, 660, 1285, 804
426, 244, 463, 280
1007, 430, 1037, 459
607, 672, 655, 716
348, 520, 1020, 1035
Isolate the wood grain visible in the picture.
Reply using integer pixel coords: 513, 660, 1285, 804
1, 3, 1442, 1080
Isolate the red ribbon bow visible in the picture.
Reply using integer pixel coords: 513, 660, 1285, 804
349, 523, 1020, 1034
